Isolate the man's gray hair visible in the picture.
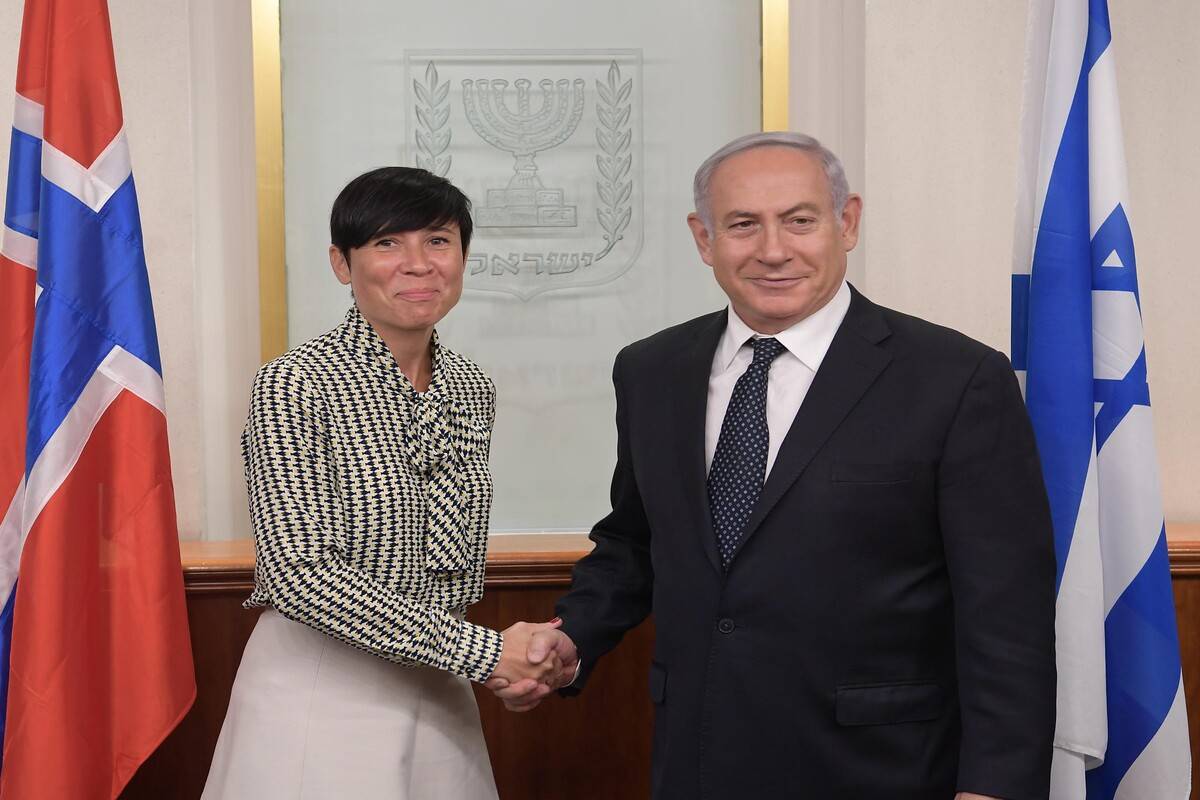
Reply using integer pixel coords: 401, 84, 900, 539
692, 132, 851, 230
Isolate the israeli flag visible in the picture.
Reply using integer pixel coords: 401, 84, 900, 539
1012, 1, 1191, 798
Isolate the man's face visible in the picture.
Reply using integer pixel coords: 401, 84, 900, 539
329, 223, 466, 338
687, 146, 862, 334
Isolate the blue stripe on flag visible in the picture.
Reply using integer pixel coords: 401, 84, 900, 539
3, 130, 41, 238
0, 587, 15, 771
1024, 65, 1094, 593
25, 175, 162, 471
1084, 0, 1113, 72
1084, 526, 1182, 800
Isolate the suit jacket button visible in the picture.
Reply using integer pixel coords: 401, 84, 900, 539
717, 618, 735, 634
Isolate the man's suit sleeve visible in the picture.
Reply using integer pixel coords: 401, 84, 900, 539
555, 349, 655, 691
938, 348, 1057, 800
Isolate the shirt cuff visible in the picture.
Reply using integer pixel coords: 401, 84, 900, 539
441, 619, 504, 683
568, 658, 583, 687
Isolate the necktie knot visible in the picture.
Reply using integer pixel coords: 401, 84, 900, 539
750, 336, 785, 367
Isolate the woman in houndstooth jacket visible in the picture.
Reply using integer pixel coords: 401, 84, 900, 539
203, 168, 566, 800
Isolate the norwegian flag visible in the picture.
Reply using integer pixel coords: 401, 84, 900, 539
0, 1, 195, 797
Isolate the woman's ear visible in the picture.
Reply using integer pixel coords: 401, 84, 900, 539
329, 245, 352, 285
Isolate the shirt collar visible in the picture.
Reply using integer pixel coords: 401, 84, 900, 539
714, 280, 851, 373
338, 305, 448, 398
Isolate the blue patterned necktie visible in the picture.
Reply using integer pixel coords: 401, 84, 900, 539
708, 336, 787, 569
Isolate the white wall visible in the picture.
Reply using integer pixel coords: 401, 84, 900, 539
184, 1, 260, 540
862, 0, 1026, 349
1108, 0, 1200, 523
788, 0, 866, 286
1, 0, 1196, 536
859, 0, 1200, 522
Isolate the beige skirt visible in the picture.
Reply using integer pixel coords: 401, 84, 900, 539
202, 609, 498, 800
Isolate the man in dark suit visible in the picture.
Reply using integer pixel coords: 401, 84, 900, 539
489, 132, 1056, 799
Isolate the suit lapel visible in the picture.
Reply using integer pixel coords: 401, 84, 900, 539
668, 310, 727, 575
733, 288, 893, 560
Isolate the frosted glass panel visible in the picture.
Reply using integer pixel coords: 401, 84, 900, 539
280, 1, 760, 531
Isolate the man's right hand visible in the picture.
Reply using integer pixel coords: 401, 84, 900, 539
486, 625, 579, 712
491, 620, 565, 688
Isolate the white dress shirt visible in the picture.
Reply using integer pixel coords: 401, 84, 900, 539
705, 280, 852, 478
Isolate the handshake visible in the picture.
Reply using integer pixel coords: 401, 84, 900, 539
484, 618, 579, 712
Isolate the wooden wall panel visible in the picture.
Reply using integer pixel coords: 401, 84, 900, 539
122, 542, 1200, 800
469, 588, 654, 800
119, 566, 654, 800
121, 589, 263, 799
1170, 558, 1200, 799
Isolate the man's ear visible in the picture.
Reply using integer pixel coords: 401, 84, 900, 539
839, 194, 863, 252
687, 212, 715, 267
329, 245, 352, 285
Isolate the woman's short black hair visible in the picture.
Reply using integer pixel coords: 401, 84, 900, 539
330, 167, 473, 258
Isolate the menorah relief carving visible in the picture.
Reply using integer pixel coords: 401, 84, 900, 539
462, 77, 586, 227
407, 51, 642, 299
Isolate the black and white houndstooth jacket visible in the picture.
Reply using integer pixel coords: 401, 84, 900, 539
242, 306, 503, 683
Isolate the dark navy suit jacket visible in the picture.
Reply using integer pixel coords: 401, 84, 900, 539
557, 286, 1056, 800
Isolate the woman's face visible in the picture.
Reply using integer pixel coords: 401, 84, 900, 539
329, 223, 466, 340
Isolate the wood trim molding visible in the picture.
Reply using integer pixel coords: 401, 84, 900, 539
1170, 522, 1200, 577
181, 534, 592, 593
183, 524, 1200, 592
1169, 540, 1200, 577
483, 550, 590, 587
185, 569, 257, 594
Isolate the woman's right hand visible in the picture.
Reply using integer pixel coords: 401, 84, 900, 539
493, 620, 564, 686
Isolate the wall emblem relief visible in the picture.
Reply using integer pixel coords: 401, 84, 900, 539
405, 50, 643, 300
